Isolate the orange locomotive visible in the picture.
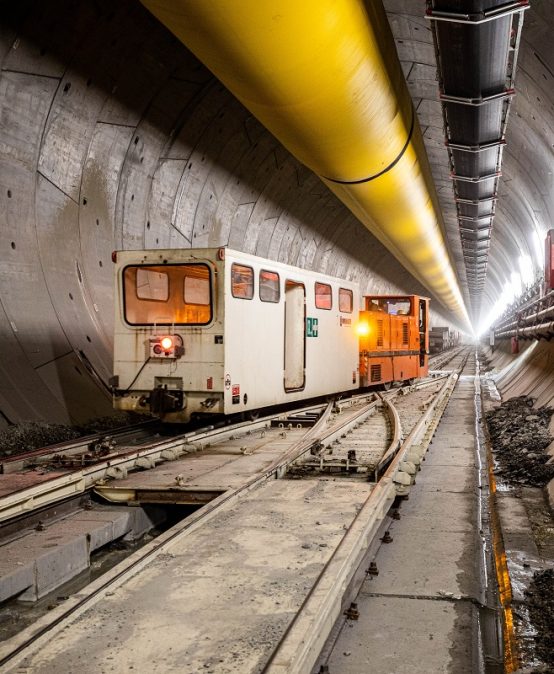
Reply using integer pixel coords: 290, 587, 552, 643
358, 295, 429, 389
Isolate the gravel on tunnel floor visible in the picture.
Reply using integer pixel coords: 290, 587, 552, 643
485, 396, 554, 488
0, 412, 153, 458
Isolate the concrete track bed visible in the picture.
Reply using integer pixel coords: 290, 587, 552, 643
6, 478, 374, 673
321, 362, 489, 673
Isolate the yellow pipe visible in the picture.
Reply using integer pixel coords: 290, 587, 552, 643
141, 0, 469, 324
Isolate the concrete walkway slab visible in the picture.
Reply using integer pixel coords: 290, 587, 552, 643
365, 528, 480, 599
0, 505, 160, 602
328, 595, 478, 674
416, 464, 475, 493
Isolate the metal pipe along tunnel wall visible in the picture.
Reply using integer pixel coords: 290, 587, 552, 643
139, 0, 470, 325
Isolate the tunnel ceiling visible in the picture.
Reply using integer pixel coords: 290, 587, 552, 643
0, 0, 552, 425
384, 0, 553, 327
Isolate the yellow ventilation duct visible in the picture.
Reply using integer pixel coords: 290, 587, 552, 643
141, 0, 469, 324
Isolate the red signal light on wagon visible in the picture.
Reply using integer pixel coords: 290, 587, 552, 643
356, 321, 370, 336
160, 336, 173, 351
149, 334, 183, 359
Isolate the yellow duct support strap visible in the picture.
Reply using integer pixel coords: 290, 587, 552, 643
141, 0, 469, 324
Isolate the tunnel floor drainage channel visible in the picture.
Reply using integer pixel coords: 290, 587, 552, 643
0, 501, 200, 643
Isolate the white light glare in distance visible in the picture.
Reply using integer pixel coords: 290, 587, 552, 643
518, 254, 534, 288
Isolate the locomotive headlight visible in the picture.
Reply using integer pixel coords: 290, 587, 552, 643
356, 321, 370, 336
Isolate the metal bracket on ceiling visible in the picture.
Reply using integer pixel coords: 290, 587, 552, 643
461, 234, 492, 241
464, 245, 491, 251
425, 1, 529, 25
440, 89, 514, 106
458, 215, 493, 222
450, 172, 501, 183
460, 224, 488, 230
455, 196, 498, 204
446, 139, 505, 153
462, 234, 491, 241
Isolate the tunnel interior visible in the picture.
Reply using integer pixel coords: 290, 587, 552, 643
0, 0, 552, 425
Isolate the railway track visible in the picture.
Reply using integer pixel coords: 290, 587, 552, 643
0, 348, 471, 672
0, 348, 468, 525
429, 345, 467, 370
0, 405, 335, 525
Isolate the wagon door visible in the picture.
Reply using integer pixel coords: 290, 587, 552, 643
284, 281, 306, 391
419, 298, 429, 368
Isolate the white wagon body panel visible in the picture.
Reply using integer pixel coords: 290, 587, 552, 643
112, 248, 359, 421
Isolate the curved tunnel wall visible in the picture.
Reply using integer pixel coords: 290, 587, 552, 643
482, 0, 554, 315
0, 0, 457, 426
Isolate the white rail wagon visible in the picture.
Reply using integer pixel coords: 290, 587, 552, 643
111, 248, 360, 422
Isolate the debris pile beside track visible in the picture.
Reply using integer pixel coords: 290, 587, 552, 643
485, 396, 554, 487
0, 412, 152, 458
0, 422, 80, 457
524, 568, 554, 669
478, 350, 494, 373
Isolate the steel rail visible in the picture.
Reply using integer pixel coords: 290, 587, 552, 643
375, 396, 403, 478
0, 360, 469, 671
0, 403, 328, 523
0, 395, 388, 669
0, 419, 161, 474
0, 377, 449, 524
262, 373, 464, 673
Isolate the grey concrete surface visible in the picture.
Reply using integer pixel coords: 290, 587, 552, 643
327, 374, 482, 672
10, 479, 375, 673
0, 504, 162, 602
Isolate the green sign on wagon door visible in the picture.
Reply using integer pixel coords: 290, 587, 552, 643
306, 317, 318, 337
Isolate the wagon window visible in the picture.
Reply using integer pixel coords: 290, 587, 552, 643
182, 267, 211, 323
123, 263, 212, 325
184, 275, 210, 305
367, 298, 387, 313
339, 288, 353, 313
259, 270, 280, 303
136, 268, 169, 301
231, 264, 254, 299
386, 298, 411, 316
315, 282, 332, 310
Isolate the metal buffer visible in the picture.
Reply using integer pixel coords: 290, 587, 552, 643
140, 0, 469, 326
426, 0, 529, 314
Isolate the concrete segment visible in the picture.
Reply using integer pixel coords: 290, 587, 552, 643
0, 505, 159, 602
328, 595, 478, 674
